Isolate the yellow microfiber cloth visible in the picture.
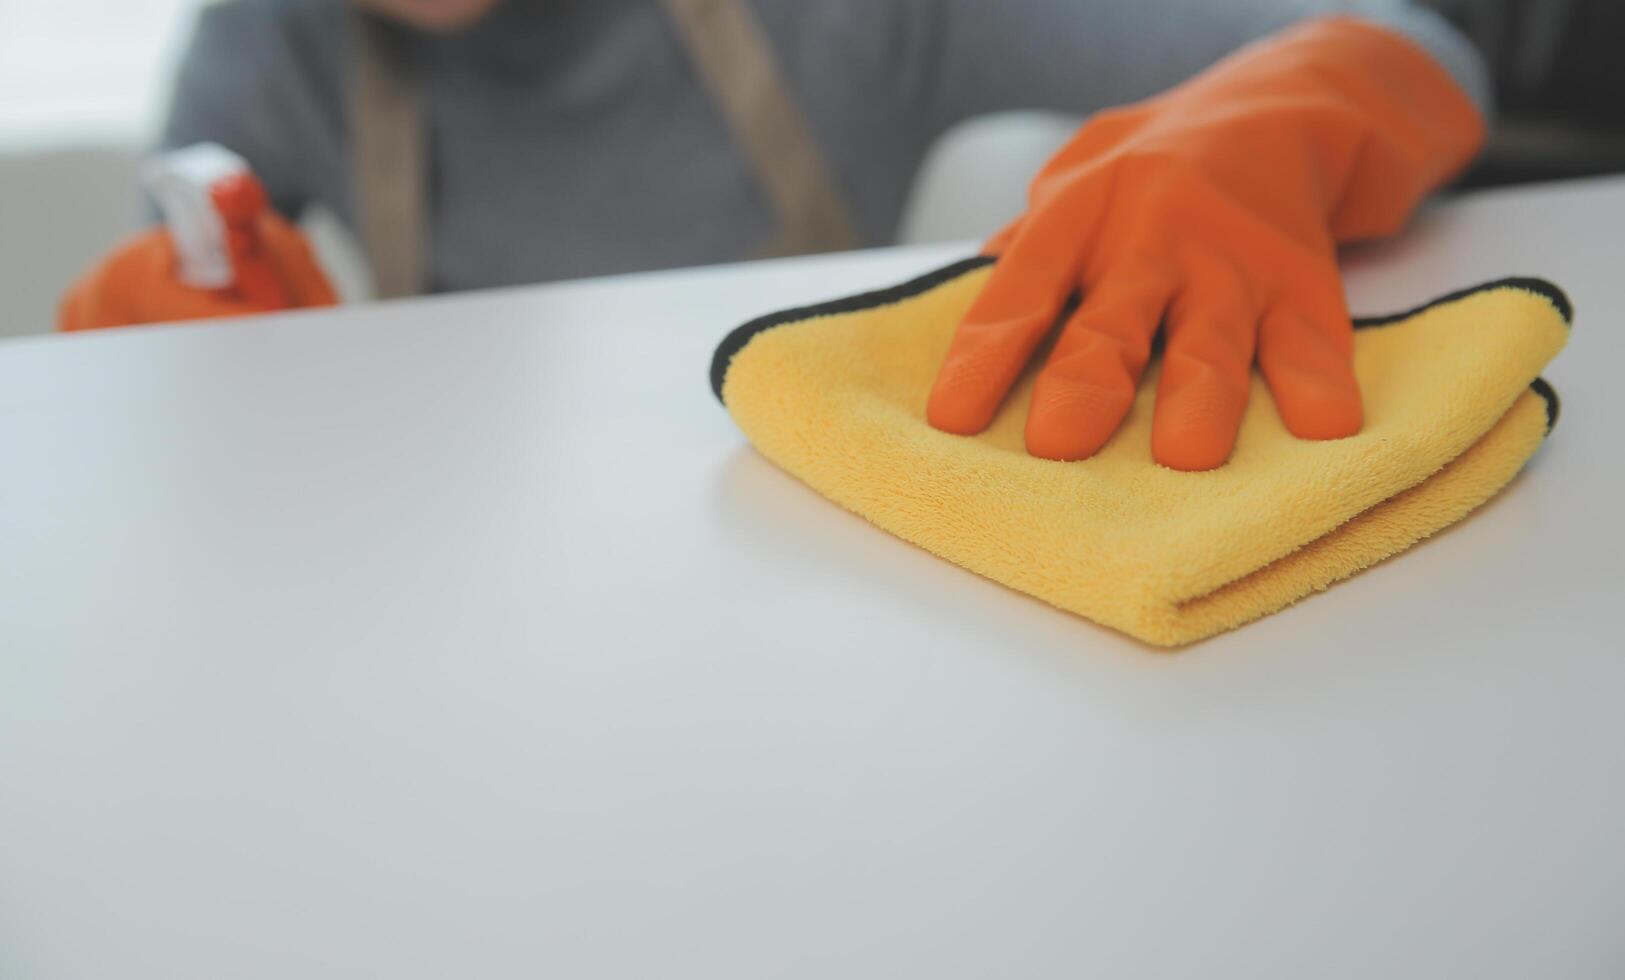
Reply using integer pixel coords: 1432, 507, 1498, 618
710, 258, 1570, 647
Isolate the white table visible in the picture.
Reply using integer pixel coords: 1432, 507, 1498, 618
3, 176, 1623, 979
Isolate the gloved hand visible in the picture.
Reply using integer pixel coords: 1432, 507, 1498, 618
926, 17, 1484, 470
58, 186, 337, 332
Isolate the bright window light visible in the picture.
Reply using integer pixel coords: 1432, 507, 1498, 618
0, 0, 205, 143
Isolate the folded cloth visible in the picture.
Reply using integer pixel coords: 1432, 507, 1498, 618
710, 258, 1570, 647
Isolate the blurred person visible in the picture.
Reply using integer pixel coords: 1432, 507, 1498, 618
61, 0, 1489, 469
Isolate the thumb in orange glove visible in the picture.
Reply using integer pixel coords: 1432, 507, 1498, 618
927, 17, 1484, 470
58, 175, 337, 332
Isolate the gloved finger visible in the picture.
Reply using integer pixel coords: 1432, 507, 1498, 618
1024, 269, 1173, 460
256, 212, 339, 308
136, 233, 279, 322
1258, 269, 1362, 440
1151, 258, 1258, 471
56, 232, 161, 331
928, 179, 1110, 435
57, 275, 117, 331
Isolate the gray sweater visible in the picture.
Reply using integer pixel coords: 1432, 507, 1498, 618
160, 0, 1488, 292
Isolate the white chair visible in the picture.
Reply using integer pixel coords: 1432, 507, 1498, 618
896, 110, 1079, 246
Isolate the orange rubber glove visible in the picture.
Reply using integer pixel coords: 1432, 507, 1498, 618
58, 175, 337, 332
926, 17, 1485, 470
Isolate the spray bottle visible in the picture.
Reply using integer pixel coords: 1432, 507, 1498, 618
141, 143, 290, 309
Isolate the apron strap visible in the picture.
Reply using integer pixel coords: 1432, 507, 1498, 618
353, 13, 428, 299
659, 0, 861, 257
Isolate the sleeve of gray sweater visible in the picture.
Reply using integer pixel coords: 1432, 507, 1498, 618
919, 0, 1491, 131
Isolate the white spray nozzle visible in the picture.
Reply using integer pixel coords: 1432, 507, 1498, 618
141, 142, 251, 290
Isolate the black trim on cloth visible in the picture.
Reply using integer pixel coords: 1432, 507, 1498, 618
708, 257, 1569, 432
1347, 275, 1570, 434
708, 256, 994, 399
1351, 276, 1573, 329
1529, 376, 1561, 432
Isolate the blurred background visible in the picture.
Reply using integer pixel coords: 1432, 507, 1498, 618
1, 0, 1622, 338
